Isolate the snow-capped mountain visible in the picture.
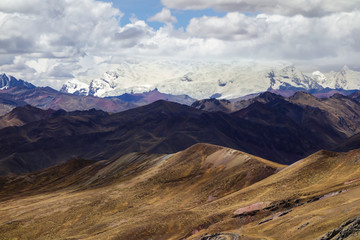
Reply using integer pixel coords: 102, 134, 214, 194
0, 73, 35, 90
268, 65, 322, 91
60, 60, 360, 99
60, 79, 89, 96
312, 66, 360, 90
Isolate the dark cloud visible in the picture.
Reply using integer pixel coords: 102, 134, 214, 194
162, 0, 360, 17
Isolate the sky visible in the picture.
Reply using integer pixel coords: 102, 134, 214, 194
0, 0, 360, 88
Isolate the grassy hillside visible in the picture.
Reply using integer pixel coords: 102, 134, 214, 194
1, 144, 360, 239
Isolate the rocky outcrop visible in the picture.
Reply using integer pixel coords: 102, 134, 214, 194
201, 233, 239, 240
319, 216, 360, 240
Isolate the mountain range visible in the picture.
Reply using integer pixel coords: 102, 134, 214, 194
0, 74, 194, 116
2, 91, 360, 176
60, 60, 360, 99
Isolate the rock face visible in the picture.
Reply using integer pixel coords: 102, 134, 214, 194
319, 216, 360, 240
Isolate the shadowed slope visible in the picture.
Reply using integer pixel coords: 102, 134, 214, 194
1, 96, 359, 175
191, 92, 283, 113
0, 105, 57, 129
289, 92, 360, 137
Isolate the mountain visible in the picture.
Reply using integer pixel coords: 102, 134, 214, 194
59, 78, 89, 95
194, 148, 360, 240
1, 144, 359, 240
0, 105, 57, 129
0, 92, 26, 116
0, 143, 284, 200
0, 73, 35, 90
312, 66, 360, 89
60, 60, 360, 99
0, 85, 135, 114
109, 89, 196, 106
349, 91, 360, 102
0, 74, 196, 116
191, 98, 233, 113
3, 92, 360, 175
288, 92, 360, 137
268, 65, 322, 91
0, 74, 36, 115
194, 91, 360, 139
192, 91, 283, 113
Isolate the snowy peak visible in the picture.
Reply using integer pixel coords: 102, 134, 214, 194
311, 66, 360, 90
0, 73, 35, 90
268, 65, 322, 91
60, 79, 89, 96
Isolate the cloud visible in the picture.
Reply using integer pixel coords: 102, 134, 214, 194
184, 11, 360, 61
148, 8, 177, 23
187, 12, 265, 40
0, 0, 42, 14
0, 0, 359, 89
0, 0, 123, 86
162, 0, 360, 17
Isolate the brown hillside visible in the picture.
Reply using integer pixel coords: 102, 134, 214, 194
0, 144, 284, 240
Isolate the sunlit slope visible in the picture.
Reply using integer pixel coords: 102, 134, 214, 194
0, 143, 285, 240
188, 149, 360, 240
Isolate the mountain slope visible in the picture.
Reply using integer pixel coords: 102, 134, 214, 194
0, 105, 57, 129
0, 85, 136, 114
189, 148, 360, 240
0, 143, 285, 239
1, 145, 360, 240
288, 92, 360, 137
192, 91, 283, 113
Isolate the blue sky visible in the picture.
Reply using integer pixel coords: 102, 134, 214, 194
100, 0, 225, 29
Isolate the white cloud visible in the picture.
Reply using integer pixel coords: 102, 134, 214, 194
187, 12, 266, 40
0, 0, 359, 89
148, 8, 177, 23
184, 11, 360, 61
162, 0, 360, 17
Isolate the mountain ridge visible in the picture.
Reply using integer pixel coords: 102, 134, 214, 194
2, 92, 360, 175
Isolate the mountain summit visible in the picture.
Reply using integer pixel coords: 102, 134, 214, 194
0, 73, 35, 90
